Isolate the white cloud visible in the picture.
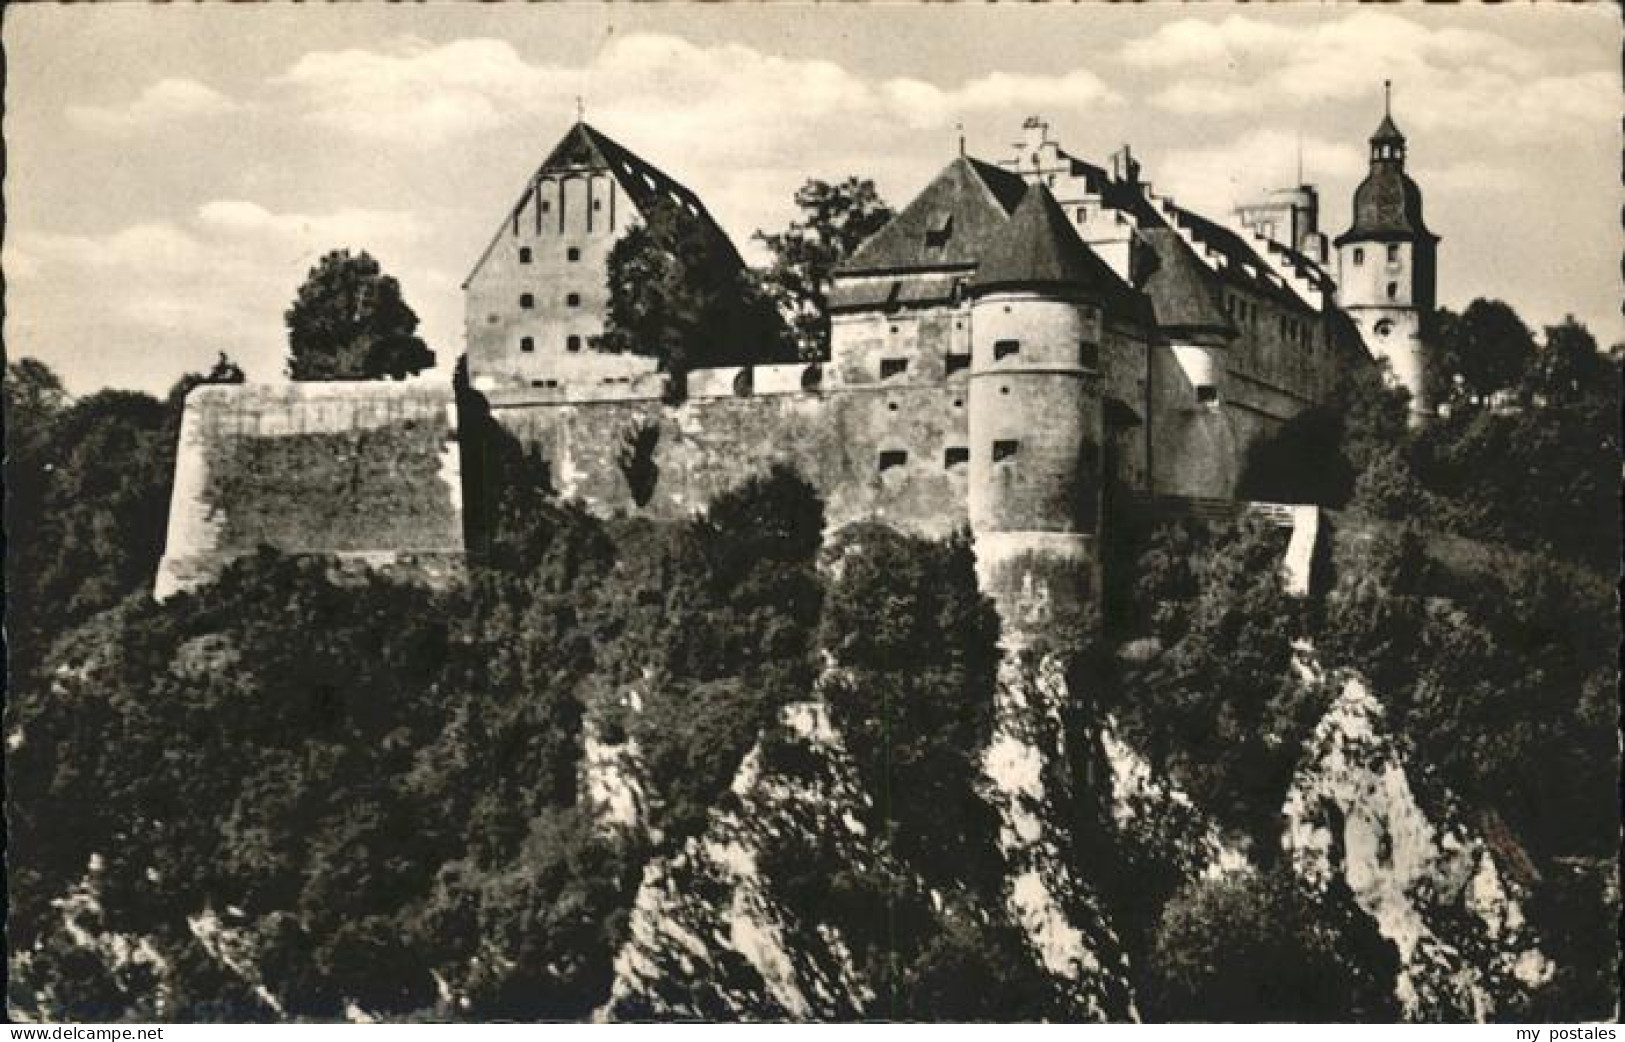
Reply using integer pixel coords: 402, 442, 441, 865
1121, 11, 1614, 149
8, 201, 442, 390
1150, 130, 1366, 216
271, 33, 1119, 149
67, 77, 242, 133
273, 37, 575, 145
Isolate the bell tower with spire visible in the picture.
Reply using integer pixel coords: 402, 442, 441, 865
1334, 82, 1440, 421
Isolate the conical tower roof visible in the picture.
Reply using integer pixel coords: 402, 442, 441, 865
1370, 112, 1405, 145
971, 184, 1141, 317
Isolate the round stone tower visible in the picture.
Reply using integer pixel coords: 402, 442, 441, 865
967, 184, 1132, 642
1335, 83, 1439, 422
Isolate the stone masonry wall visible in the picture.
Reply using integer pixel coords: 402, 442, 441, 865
489, 378, 971, 538
155, 379, 465, 599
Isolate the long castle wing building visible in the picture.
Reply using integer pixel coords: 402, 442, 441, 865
158, 102, 1435, 639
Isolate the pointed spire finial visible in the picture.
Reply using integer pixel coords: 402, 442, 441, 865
1384, 79, 1392, 118
576, 95, 586, 123
956, 120, 965, 158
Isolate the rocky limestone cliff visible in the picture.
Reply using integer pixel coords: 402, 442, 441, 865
1282, 656, 1551, 1020
599, 700, 877, 1020
600, 654, 1143, 1021
982, 655, 1137, 1019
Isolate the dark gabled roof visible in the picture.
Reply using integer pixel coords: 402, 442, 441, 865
971, 184, 1151, 325
839, 156, 1026, 275
464, 122, 740, 287
1139, 227, 1236, 336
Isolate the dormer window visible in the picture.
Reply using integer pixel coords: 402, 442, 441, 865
925, 212, 953, 249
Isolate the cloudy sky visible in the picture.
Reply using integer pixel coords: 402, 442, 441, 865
6, 4, 1618, 395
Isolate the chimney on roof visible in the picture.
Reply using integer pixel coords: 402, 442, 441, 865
1111, 145, 1141, 186
1019, 116, 1051, 163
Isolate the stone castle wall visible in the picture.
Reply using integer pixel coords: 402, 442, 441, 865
486, 371, 972, 539
155, 379, 465, 599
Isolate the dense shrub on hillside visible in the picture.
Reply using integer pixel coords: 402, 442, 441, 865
1111, 518, 1322, 850
819, 526, 1003, 890
1147, 868, 1399, 1022
1317, 525, 1615, 864
8, 455, 837, 1021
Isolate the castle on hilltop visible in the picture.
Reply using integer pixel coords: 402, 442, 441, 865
158, 99, 1439, 638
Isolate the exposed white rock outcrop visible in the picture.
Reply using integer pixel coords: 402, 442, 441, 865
1282, 663, 1550, 1021
582, 684, 649, 838
1100, 720, 1249, 883
599, 701, 876, 1020
982, 655, 1137, 1020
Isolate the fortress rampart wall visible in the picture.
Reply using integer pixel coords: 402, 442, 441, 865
155, 380, 465, 599
489, 376, 972, 538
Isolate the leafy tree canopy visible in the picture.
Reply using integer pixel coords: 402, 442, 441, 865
285, 250, 435, 381
598, 202, 792, 397
1426, 298, 1536, 404
754, 177, 894, 359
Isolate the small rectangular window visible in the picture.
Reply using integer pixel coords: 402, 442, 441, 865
945, 353, 971, 376
1352, 247, 1364, 265
1196, 385, 1219, 404
593, 199, 603, 211
567, 247, 581, 261
566, 293, 581, 307
944, 446, 969, 468
1387, 244, 1400, 263
1078, 342, 1099, 370
880, 358, 909, 379
1075, 206, 1088, 223
993, 439, 1020, 463
1386, 282, 1398, 300
519, 247, 533, 263
540, 200, 552, 213
566, 335, 582, 352
519, 293, 535, 309
878, 449, 908, 471
520, 336, 535, 353
994, 339, 1020, 361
